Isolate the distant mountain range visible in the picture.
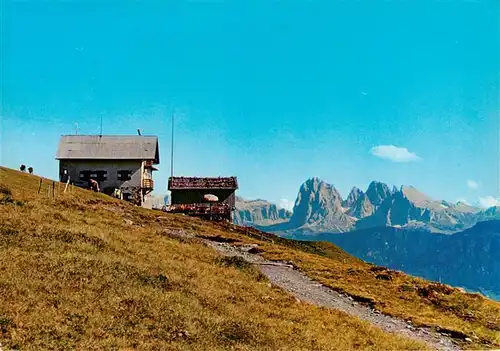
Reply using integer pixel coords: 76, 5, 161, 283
235, 179, 500, 300
289, 220, 500, 299
236, 177, 500, 234
234, 196, 291, 226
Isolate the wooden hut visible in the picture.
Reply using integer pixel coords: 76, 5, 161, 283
167, 176, 238, 221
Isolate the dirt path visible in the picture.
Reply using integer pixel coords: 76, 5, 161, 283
259, 264, 460, 351
167, 229, 462, 351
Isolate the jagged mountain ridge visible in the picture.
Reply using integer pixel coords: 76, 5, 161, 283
342, 187, 363, 209
240, 178, 500, 234
347, 191, 374, 219
356, 185, 487, 232
234, 196, 292, 225
365, 181, 393, 207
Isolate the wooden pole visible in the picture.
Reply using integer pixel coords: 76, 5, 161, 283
52, 182, 55, 198
64, 177, 70, 193
171, 112, 174, 178
37, 178, 43, 194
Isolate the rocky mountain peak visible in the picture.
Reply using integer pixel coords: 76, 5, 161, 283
348, 193, 374, 219
401, 185, 429, 198
290, 178, 353, 232
238, 178, 495, 235
399, 186, 449, 213
300, 177, 325, 193
366, 181, 392, 207
401, 186, 433, 204
343, 187, 364, 208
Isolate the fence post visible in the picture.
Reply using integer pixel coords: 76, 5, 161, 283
64, 177, 70, 193
37, 178, 43, 194
52, 181, 55, 198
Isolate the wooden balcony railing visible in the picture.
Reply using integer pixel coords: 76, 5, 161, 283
142, 179, 154, 189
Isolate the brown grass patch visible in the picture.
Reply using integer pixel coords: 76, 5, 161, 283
0, 167, 425, 350
158, 198, 500, 349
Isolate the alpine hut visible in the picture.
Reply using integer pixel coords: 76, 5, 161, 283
167, 176, 238, 221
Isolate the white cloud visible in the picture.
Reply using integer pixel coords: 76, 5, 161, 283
466, 180, 479, 190
279, 198, 294, 212
370, 145, 421, 163
478, 196, 500, 209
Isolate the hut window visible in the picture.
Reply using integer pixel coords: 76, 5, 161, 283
80, 170, 107, 181
118, 170, 132, 181
94, 171, 107, 181
79, 170, 91, 181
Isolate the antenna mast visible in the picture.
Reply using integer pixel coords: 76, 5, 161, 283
99, 114, 103, 136
170, 112, 174, 178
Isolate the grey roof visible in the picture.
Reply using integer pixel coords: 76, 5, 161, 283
56, 135, 160, 164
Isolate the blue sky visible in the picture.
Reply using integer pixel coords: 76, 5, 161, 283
1, 0, 499, 209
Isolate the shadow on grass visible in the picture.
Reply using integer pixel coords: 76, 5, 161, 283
216, 256, 267, 282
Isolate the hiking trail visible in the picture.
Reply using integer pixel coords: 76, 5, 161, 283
166, 229, 463, 351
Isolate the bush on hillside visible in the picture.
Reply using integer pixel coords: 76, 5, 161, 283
0, 184, 23, 206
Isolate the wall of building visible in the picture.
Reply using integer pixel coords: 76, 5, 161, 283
59, 159, 143, 194
171, 189, 236, 208
141, 194, 153, 209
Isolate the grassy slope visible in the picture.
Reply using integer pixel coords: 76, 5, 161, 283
193, 229, 500, 349
170, 217, 500, 346
0, 167, 424, 350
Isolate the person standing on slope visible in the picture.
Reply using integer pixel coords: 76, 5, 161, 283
89, 179, 100, 192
